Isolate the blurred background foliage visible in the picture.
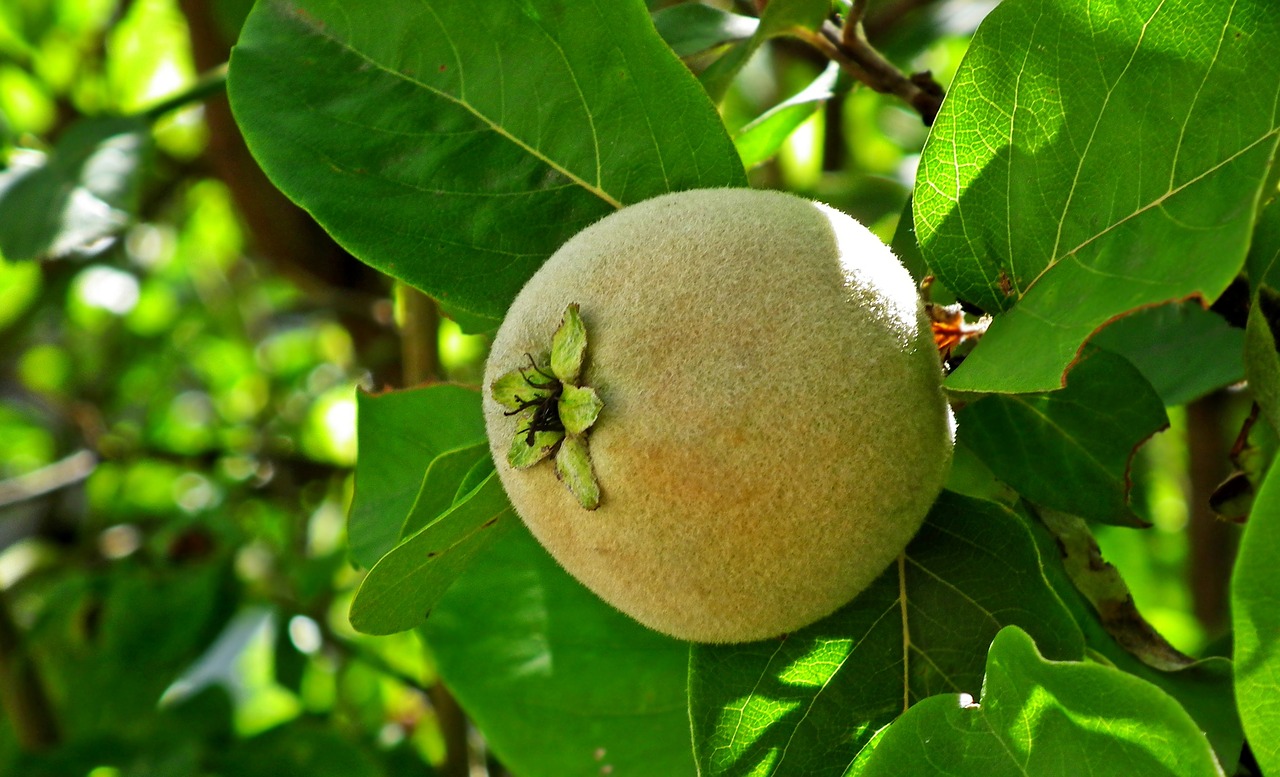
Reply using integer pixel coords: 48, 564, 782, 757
0, 0, 1242, 774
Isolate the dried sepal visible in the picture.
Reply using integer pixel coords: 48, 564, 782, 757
507, 409, 564, 469
550, 303, 588, 384
491, 363, 552, 411
555, 434, 600, 510
558, 384, 604, 435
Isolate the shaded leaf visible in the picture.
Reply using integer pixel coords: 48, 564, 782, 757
1231, 454, 1280, 776
699, 0, 830, 102
1090, 301, 1245, 406
554, 434, 599, 510
915, 0, 1280, 393
558, 385, 602, 435
399, 442, 489, 540
228, 0, 746, 319
550, 303, 587, 384
652, 3, 758, 58
1245, 198, 1280, 431
348, 385, 484, 570
858, 627, 1224, 777
0, 117, 149, 262
349, 472, 515, 636
956, 348, 1167, 526
689, 492, 1082, 776
735, 62, 840, 169
424, 522, 696, 777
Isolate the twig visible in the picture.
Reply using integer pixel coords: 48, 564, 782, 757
0, 592, 60, 751
0, 450, 97, 510
793, 18, 944, 125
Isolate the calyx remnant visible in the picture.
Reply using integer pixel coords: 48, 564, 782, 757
490, 303, 603, 510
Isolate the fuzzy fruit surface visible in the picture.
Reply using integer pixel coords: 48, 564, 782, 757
483, 188, 954, 643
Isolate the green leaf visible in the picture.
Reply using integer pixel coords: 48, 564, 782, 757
550, 303, 587, 384
1090, 302, 1245, 406
348, 385, 484, 570
228, 0, 746, 319
558, 385, 602, 435
915, 0, 1280, 393
689, 492, 1082, 776
1245, 297, 1280, 433
735, 62, 840, 169
699, 0, 830, 102
424, 521, 696, 777
956, 348, 1168, 526
1231, 454, 1280, 776
1024, 509, 1243, 768
858, 627, 1224, 777
506, 409, 564, 469
1245, 197, 1280, 431
651, 3, 759, 58
554, 434, 600, 510
221, 722, 383, 777
349, 471, 515, 636
399, 442, 489, 540
0, 117, 150, 262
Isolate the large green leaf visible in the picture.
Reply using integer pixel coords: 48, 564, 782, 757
0, 117, 150, 262
347, 385, 484, 570
350, 470, 514, 636
858, 627, 1224, 777
915, 0, 1280, 393
423, 521, 695, 777
956, 348, 1168, 526
228, 0, 746, 318
688, 492, 1082, 776
1232, 455, 1280, 776
1245, 197, 1280, 431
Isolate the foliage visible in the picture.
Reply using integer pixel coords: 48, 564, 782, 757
2, 0, 1278, 775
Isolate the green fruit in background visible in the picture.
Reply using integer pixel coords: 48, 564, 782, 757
483, 188, 954, 643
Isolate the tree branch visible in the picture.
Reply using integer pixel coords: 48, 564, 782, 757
794, 19, 944, 125
0, 450, 97, 510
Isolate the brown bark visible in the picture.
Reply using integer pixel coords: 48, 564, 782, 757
1185, 391, 1237, 635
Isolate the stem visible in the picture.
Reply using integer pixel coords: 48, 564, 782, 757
0, 592, 60, 751
793, 20, 944, 125
141, 63, 228, 121
398, 285, 468, 777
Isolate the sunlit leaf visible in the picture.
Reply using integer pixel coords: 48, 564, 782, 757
915, 0, 1280, 393
350, 472, 515, 636
956, 348, 1168, 526
228, 0, 746, 319
424, 522, 696, 776
1231, 455, 1280, 776
735, 62, 840, 169
0, 117, 150, 262
858, 627, 1224, 776
689, 492, 1083, 776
